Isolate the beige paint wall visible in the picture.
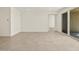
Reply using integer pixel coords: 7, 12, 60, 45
70, 11, 79, 32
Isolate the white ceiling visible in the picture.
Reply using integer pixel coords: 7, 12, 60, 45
16, 7, 63, 12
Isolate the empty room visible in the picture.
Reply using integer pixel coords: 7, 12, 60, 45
70, 8, 79, 39
0, 7, 79, 51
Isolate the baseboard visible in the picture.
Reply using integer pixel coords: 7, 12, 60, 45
0, 29, 49, 36
10, 31, 20, 36
22, 28, 49, 32
0, 33, 10, 36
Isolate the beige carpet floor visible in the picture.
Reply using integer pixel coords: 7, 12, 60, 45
0, 30, 79, 51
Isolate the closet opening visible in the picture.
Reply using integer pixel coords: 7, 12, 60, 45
62, 12, 68, 34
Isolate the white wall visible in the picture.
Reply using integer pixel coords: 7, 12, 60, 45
49, 15, 55, 28
11, 8, 21, 36
0, 7, 73, 36
0, 7, 10, 36
21, 11, 49, 32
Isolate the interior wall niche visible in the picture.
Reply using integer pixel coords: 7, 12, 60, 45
62, 12, 68, 34
49, 14, 55, 28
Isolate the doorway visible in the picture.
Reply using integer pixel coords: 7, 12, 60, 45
48, 14, 55, 30
62, 12, 68, 34
70, 8, 79, 39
